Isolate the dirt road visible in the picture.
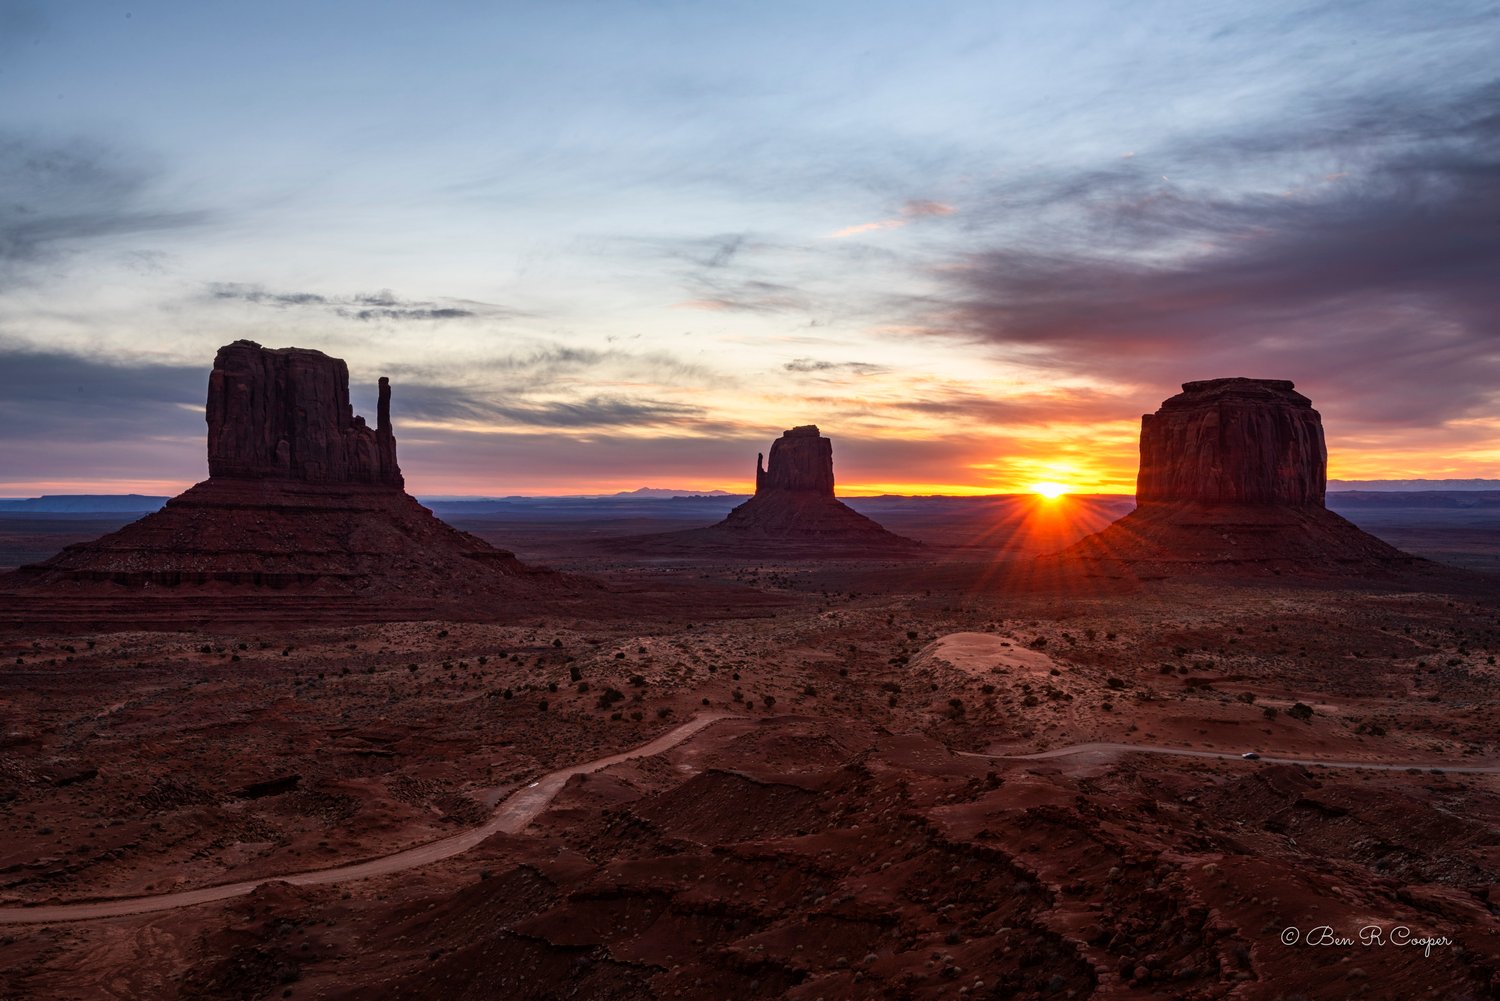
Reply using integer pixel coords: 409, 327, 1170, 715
972, 741, 1500, 773
0, 712, 739, 925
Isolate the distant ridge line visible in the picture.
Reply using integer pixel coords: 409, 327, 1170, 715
4, 481, 1500, 513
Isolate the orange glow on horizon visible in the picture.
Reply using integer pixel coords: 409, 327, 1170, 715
1031, 482, 1071, 499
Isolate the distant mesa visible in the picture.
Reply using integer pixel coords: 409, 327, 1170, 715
597, 425, 917, 555
7, 340, 565, 621
687, 425, 916, 547
754, 424, 835, 495
1058, 377, 1419, 573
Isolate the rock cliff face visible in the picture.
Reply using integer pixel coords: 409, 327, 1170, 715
9, 342, 569, 620
755, 425, 835, 496
1137, 379, 1325, 506
1055, 378, 1418, 575
206, 340, 402, 487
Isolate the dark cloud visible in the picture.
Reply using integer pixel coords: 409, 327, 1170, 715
350, 307, 476, 321
0, 133, 206, 280
207, 284, 329, 307
0, 346, 205, 441
939, 86, 1500, 429
393, 382, 713, 430
783, 358, 888, 376
382, 343, 723, 397
205, 283, 493, 322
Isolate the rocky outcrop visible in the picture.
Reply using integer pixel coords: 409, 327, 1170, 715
755, 425, 835, 496
1137, 379, 1325, 506
1055, 378, 1420, 576
592, 426, 917, 556
680, 426, 915, 551
206, 340, 402, 487
8, 341, 571, 620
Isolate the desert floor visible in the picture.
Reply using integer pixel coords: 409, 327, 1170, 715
2, 499, 1498, 1000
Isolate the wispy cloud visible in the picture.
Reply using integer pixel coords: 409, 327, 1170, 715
0, 132, 207, 284
672, 278, 807, 313
928, 85, 1500, 432
783, 358, 888, 377
830, 198, 954, 239
204, 283, 515, 322
395, 383, 714, 431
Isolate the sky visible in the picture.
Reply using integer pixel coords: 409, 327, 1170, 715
1, 0, 1497, 496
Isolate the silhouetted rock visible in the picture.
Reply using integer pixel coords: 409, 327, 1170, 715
1137, 378, 1324, 506
755, 425, 835, 496
1056, 378, 1420, 575
7, 341, 573, 622
207, 340, 402, 487
608, 426, 918, 555
589, 426, 917, 556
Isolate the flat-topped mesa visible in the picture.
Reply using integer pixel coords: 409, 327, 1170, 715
754, 425, 835, 497
8, 340, 574, 614
206, 340, 402, 487
1050, 375, 1420, 575
1137, 377, 1326, 507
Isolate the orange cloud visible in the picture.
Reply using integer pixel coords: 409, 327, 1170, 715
829, 199, 955, 238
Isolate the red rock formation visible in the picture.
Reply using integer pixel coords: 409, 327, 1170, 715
8, 342, 572, 620
755, 425, 835, 496
1137, 379, 1325, 506
1056, 378, 1418, 575
592, 425, 916, 556
707, 427, 915, 547
206, 340, 402, 487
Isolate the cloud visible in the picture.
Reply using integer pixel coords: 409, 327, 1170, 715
673, 277, 807, 313
783, 358, 888, 377
383, 342, 724, 394
830, 198, 955, 239
0, 345, 205, 449
205, 283, 506, 322
0, 132, 207, 283
933, 85, 1500, 430
370, 342, 735, 434
393, 382, 713, 431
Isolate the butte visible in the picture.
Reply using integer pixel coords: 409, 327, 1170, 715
609, 425, 917, 555
1056, 378, 1420, 575
4, 340, 566, 626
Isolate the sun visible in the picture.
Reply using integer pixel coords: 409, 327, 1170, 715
1032, 482, 1071, 499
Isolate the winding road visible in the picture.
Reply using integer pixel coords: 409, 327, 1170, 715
969, 741, 1500, 773
5, 720, 1493, 926
0, 712, 739, 926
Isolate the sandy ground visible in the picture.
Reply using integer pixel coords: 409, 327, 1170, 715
2, 506, 1499, 999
